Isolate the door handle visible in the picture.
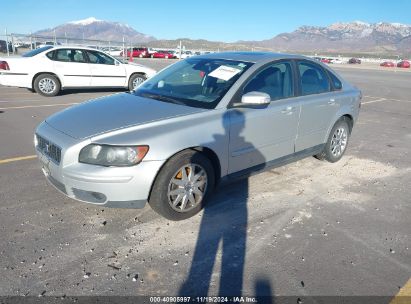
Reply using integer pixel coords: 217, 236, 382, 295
281, 106, 294, 114
328, 98, 336, 105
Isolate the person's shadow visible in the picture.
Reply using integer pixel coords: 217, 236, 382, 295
179, 109, 266, 296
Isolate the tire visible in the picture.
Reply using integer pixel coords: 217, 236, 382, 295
34, 74, 60, 97
315, 117, 350, 163
128, 73, 146, 91
148, 150, 215, 221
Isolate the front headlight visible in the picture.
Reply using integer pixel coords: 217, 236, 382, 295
79, 144, 149, 167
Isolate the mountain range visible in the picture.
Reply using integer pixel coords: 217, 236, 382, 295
35, 17, 155, 43
34, 18, 411, 56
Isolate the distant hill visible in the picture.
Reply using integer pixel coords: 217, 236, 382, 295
33, 18, 411, 56
34, 17, 156, 43
245, 22, 411, 56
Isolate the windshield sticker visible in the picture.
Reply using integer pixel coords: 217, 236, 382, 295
209, 65, 241, 81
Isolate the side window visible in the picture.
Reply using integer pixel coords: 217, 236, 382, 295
243, 61, 294, 101
87, 51, 115, 65
54, 49, 86, 63
298, 61, 330, 95
328, 71, 342, 90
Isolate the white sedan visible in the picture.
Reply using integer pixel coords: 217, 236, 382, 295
0, 46, 157, 96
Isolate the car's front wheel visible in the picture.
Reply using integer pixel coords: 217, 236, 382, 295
316, 117, 350, 163
128, 73, 146, 91
34, 74, 60, 97
149, 150, 215, 221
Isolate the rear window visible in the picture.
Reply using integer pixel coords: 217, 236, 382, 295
22, 46, 53, 57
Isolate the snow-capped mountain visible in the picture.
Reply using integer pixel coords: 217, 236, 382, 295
252, 21, 411, 54
35, 17, 156, 43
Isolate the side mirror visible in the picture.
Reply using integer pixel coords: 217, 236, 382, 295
241, 91, 271, 105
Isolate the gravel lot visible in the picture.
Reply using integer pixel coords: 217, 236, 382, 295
0, 59, 410, 302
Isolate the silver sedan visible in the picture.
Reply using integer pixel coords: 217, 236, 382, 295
35, 52, 361, 220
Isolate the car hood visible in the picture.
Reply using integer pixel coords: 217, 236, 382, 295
45, 93, 206, 139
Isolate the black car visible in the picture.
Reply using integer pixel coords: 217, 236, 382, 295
348, 58, 361, 64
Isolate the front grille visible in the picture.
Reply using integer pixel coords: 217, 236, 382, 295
36, 134, 61, 164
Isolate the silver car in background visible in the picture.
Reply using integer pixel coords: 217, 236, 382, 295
35, 52, 361, 220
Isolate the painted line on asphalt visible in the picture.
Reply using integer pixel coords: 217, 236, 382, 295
0, 100, 44, 103
0, 103, 78, 110
364, 96, 411, 103
362, 98, 387, 104
390, 277, 411, 304
0, 155, 37, 165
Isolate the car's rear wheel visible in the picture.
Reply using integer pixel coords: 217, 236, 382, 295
148, 150, 215, 221
315, 117, 350, 163
34, 74, 60, 97
128, 73, 146, 91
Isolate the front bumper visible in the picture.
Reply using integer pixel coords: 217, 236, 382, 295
35, 122, 164, 209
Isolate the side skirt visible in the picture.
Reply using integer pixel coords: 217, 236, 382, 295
220, 144, 324, 184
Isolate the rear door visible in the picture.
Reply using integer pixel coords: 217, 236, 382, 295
86, 50, 127, 87
295, 60, 340, 151
52, 49, 92, 87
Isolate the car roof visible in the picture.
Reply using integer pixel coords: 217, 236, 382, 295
196, 51, 309, 63
48, 45, 104, 52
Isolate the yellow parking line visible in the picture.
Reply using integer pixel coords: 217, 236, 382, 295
390, 277, 411, 304
0, 103, 78, 110
0, 155, 37, 164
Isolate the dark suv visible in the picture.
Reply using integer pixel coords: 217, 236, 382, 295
0, 40, 12, 53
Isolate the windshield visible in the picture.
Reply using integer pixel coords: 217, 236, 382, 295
133, 58, 253, 109
22, 46, 53, 57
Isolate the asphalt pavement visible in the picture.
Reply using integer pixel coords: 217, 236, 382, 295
0, 60, 410, 302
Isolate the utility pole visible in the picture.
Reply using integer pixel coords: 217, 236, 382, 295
5, 28, 9, 56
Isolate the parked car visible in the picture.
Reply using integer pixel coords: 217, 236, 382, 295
151, 50, 175, 59
330, 58, 344, 64
101, 47, 123, 57
380, 61, 395, 67
397, 60, 410, 68
120, 47, 150, 58
348, 58, 361, 64
320, 58, 331, 64
0, 46, 156, 96
0, 40, 12, 53
174, 50, 193, 59
34, 52, 361, 220
37, 41, 62, 48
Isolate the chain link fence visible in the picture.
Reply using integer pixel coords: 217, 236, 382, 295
0, 32, 143, 60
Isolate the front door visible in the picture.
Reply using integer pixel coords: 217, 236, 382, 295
228, 61, 300, 174
53, 49, 92, 87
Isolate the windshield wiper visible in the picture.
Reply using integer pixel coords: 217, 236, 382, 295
140, 93, 186, 106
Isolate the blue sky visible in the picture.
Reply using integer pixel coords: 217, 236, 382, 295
1, 0, 411, 41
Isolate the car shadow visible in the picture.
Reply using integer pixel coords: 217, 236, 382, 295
179, 109, 269, 297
